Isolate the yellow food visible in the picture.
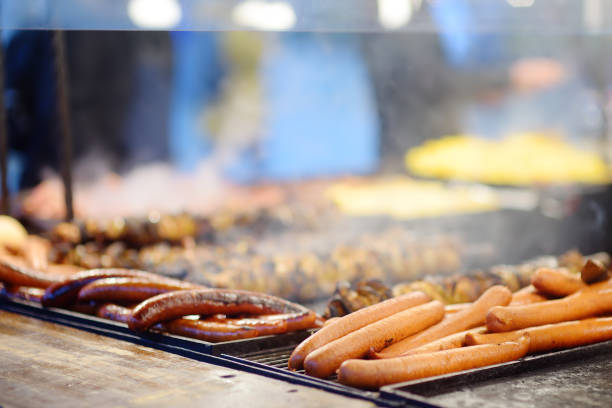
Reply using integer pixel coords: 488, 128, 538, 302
327, 177, 499, 219
406, 132, 611, 185
0, 216, 28, 251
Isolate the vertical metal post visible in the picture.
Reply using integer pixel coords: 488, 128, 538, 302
52, 30, 74, 221
0, 30, 9, 215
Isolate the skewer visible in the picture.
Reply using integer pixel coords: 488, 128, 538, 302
52, 30, 74, 221
0, 29, 9, 214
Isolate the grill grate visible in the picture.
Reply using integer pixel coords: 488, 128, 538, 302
230, 345, 343, 383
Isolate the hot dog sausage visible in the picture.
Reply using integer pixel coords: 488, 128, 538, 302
486, 280, 612, 332
338, 335, 530, 389
375, 285, 512, 358
531, 267, 586, 297
466, 317, 612, 353
288, 291, 430, 370
304, 301, 444, 378
399, 326, 487, 356
509, 285, 548, 306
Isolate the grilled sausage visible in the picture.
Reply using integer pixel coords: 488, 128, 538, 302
2, 286, 46, 303
78, 277, 198, 303
157, 318, 259, 342
128, 289, 315, 333
96, 303, 134, 324
581, 260, 609, 284
0, 258, 60, 288
42, 269, 179, 308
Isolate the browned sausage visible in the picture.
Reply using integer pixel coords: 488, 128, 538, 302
531, 267, 586, 297
581, 259, 609, 284
204, 315, 289, 336
128, 289, 316, 333
0, 258, 60, 288
78, 277, 198, 303
304, 301, 444, 378
337, 335, 530, 389
42, 269, 180, 308
374, 285, 512, 358
466, 317, 612, 353
2, 286, 46, 303
96, 304, 134, 324
486, 280, 612, 332
288, 291, 430, 370
157, 318, 259, 342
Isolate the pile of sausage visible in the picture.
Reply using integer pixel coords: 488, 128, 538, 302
289, 259, 612, 389
0, 260, 318, 342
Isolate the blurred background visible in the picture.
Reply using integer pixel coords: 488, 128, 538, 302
2, 0, 612, 304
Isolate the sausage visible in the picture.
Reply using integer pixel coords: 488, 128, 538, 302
445, 303, 470, 314
96, 304, 134, 324
23, 236, 50, 271
0, 258, 61, 288
400, 326, 487, 356
288, 291, 430, 370
531, 267, 586, 297
304, 301, 444, 378
95, 304, 293, 338
78, 277, 198, 303
157, 318, 259, 342
128, 289, 316, 333
374, 285, 512, 358
486, 280, 612, 332
466, 317, 612, 353
322, 317, 340, 327
338, 335, 530, 389
42, 269, 180, 308
581, 259, 609, 284
204, 315, 289, 336
2, 286, 46, 303
509, 285, 548, 306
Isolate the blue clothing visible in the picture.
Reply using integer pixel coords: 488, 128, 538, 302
256, 33, 378, 180
168, 31, 224, 171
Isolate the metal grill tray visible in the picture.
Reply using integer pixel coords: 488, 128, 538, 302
0, 296, 313, 355
379, 339, 612, 408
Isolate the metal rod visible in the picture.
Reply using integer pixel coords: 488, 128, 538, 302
52, 30, 74, 221
0, 29, 9, 214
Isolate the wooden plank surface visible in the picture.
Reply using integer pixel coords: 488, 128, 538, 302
0, 310, 374, 408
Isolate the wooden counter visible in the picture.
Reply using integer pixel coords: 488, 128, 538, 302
0, 310, 374, 408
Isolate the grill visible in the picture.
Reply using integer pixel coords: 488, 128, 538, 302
4, 295, 612, 407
